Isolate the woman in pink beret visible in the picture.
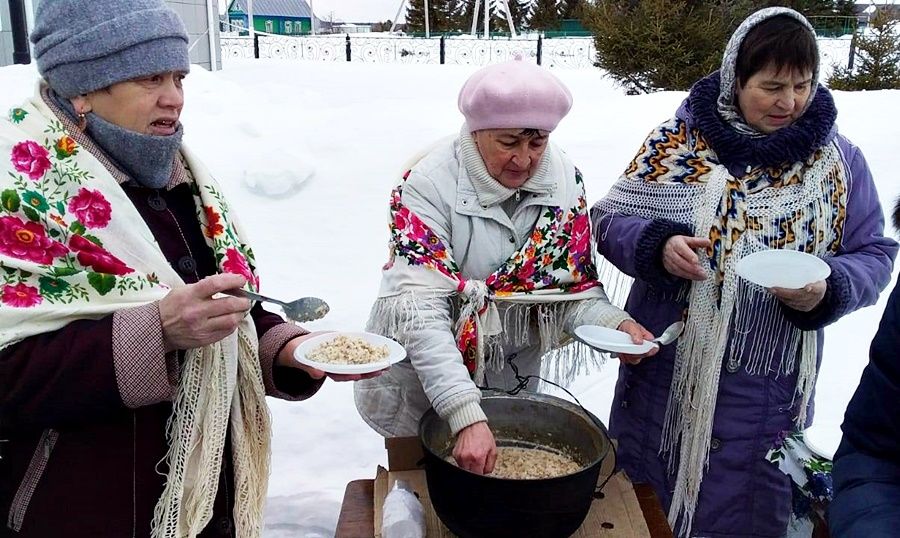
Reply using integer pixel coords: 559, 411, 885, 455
354, 58, 655, 474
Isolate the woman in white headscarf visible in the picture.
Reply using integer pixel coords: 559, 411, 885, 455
591, 7, 897, 537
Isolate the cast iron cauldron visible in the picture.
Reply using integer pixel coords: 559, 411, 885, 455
418, 392, 612, 538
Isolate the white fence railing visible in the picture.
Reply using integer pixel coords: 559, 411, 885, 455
221, 35, 851, 73
220, 34, 596, 69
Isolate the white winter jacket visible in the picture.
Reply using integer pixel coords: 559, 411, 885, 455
354, 131, 631, 437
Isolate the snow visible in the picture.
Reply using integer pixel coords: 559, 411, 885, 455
2, 58, 898, 536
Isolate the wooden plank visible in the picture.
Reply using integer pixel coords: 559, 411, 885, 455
571, 472, 650, 537
336, 475, 673, 538
336, 480, 375, 537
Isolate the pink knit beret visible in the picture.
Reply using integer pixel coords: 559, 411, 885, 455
458, 57, 573, 132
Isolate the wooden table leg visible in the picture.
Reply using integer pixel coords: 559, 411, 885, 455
633, 483, 674, 538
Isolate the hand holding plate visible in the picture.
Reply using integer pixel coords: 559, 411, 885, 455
617, 319, 659, 365
770, 280, 827, 312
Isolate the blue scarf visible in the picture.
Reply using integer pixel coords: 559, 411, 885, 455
685, 71, 837, 172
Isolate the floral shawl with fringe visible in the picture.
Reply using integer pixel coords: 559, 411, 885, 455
1, 91, 269, 538
373, 168, 604, 382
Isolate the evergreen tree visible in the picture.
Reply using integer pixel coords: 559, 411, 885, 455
559, 0, 584, 20
583, 0, 756, 93
831, 0, 858, 35
445, 0, 466, 31
529, 0, 561, 30
829, 9, 900, 90
406, 0, 456, 33
456, 0, 525, 34
497, 0, 532, 32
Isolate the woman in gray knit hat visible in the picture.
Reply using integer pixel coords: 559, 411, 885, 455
0, 1, 370, 537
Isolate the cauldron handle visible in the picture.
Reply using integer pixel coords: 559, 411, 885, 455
594, 441, 618, 496
480, 356, 621, 495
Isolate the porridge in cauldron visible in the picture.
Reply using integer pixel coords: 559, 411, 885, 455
448, 445, 582, 479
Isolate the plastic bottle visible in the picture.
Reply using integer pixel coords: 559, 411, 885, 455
381, 479, 426, 538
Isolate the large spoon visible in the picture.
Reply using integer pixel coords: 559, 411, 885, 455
649, 321, 685, 346
224, 289, 330, 323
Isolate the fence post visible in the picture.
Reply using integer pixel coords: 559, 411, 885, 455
537, 35, 543, 66
8, 0, 31, 65
346, 34, 352, 62
440, 35, 446, 65
253, 33, 260, 59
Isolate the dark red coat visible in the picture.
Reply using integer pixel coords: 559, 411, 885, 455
0, 181, 322, 537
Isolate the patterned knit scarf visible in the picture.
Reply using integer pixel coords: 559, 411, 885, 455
370, 168, 603, 382
1, 93, 270, 537
593, 116, 847, 536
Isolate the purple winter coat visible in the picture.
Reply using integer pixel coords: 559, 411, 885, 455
592, 74, 898, 537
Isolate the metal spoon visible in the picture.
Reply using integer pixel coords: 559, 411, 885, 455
224, 289, 330, 323
649, 321, 685, 346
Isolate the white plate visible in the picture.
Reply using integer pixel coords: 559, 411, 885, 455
735, 250, 831, 289
574, 325, 658, 355
804, 422, 842, 461
293, 331, 406, 374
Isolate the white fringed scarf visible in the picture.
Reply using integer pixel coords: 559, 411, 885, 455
1, 91, 270, 537
368, 155, 606, 384
593, 117, 847, 536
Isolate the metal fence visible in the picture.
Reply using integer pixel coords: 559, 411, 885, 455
220, 34, 597, 69
220, 33, 852, 72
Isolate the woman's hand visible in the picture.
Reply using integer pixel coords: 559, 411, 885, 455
617, 319, 658, 365
770, 281, 827, 312
453, 421, 497, 475
277, 332, 385, 382
159, 273, 251, 351
663, 235, 711, 281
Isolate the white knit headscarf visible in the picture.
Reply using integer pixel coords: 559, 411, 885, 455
717, 7, 820, 137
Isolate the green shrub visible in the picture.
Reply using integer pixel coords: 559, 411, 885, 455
583, 0, 756, 93
828, 9, 900, 91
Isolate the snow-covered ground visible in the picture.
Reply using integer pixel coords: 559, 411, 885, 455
2, 59, 898, 536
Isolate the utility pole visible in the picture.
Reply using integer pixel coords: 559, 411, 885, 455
205, 0, 219, 71
309, 0, 316, 34
8, 0, 31, 64
247, 0, 255, 38
424, 0, 430, 37
483, 0, 489, 39
390, 0, 407, 33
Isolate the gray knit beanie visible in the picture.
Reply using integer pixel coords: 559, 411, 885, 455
31, 0, 190, 98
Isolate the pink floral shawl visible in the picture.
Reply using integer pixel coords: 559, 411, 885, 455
1, 90, 270, 538
384, 168, 602, 375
